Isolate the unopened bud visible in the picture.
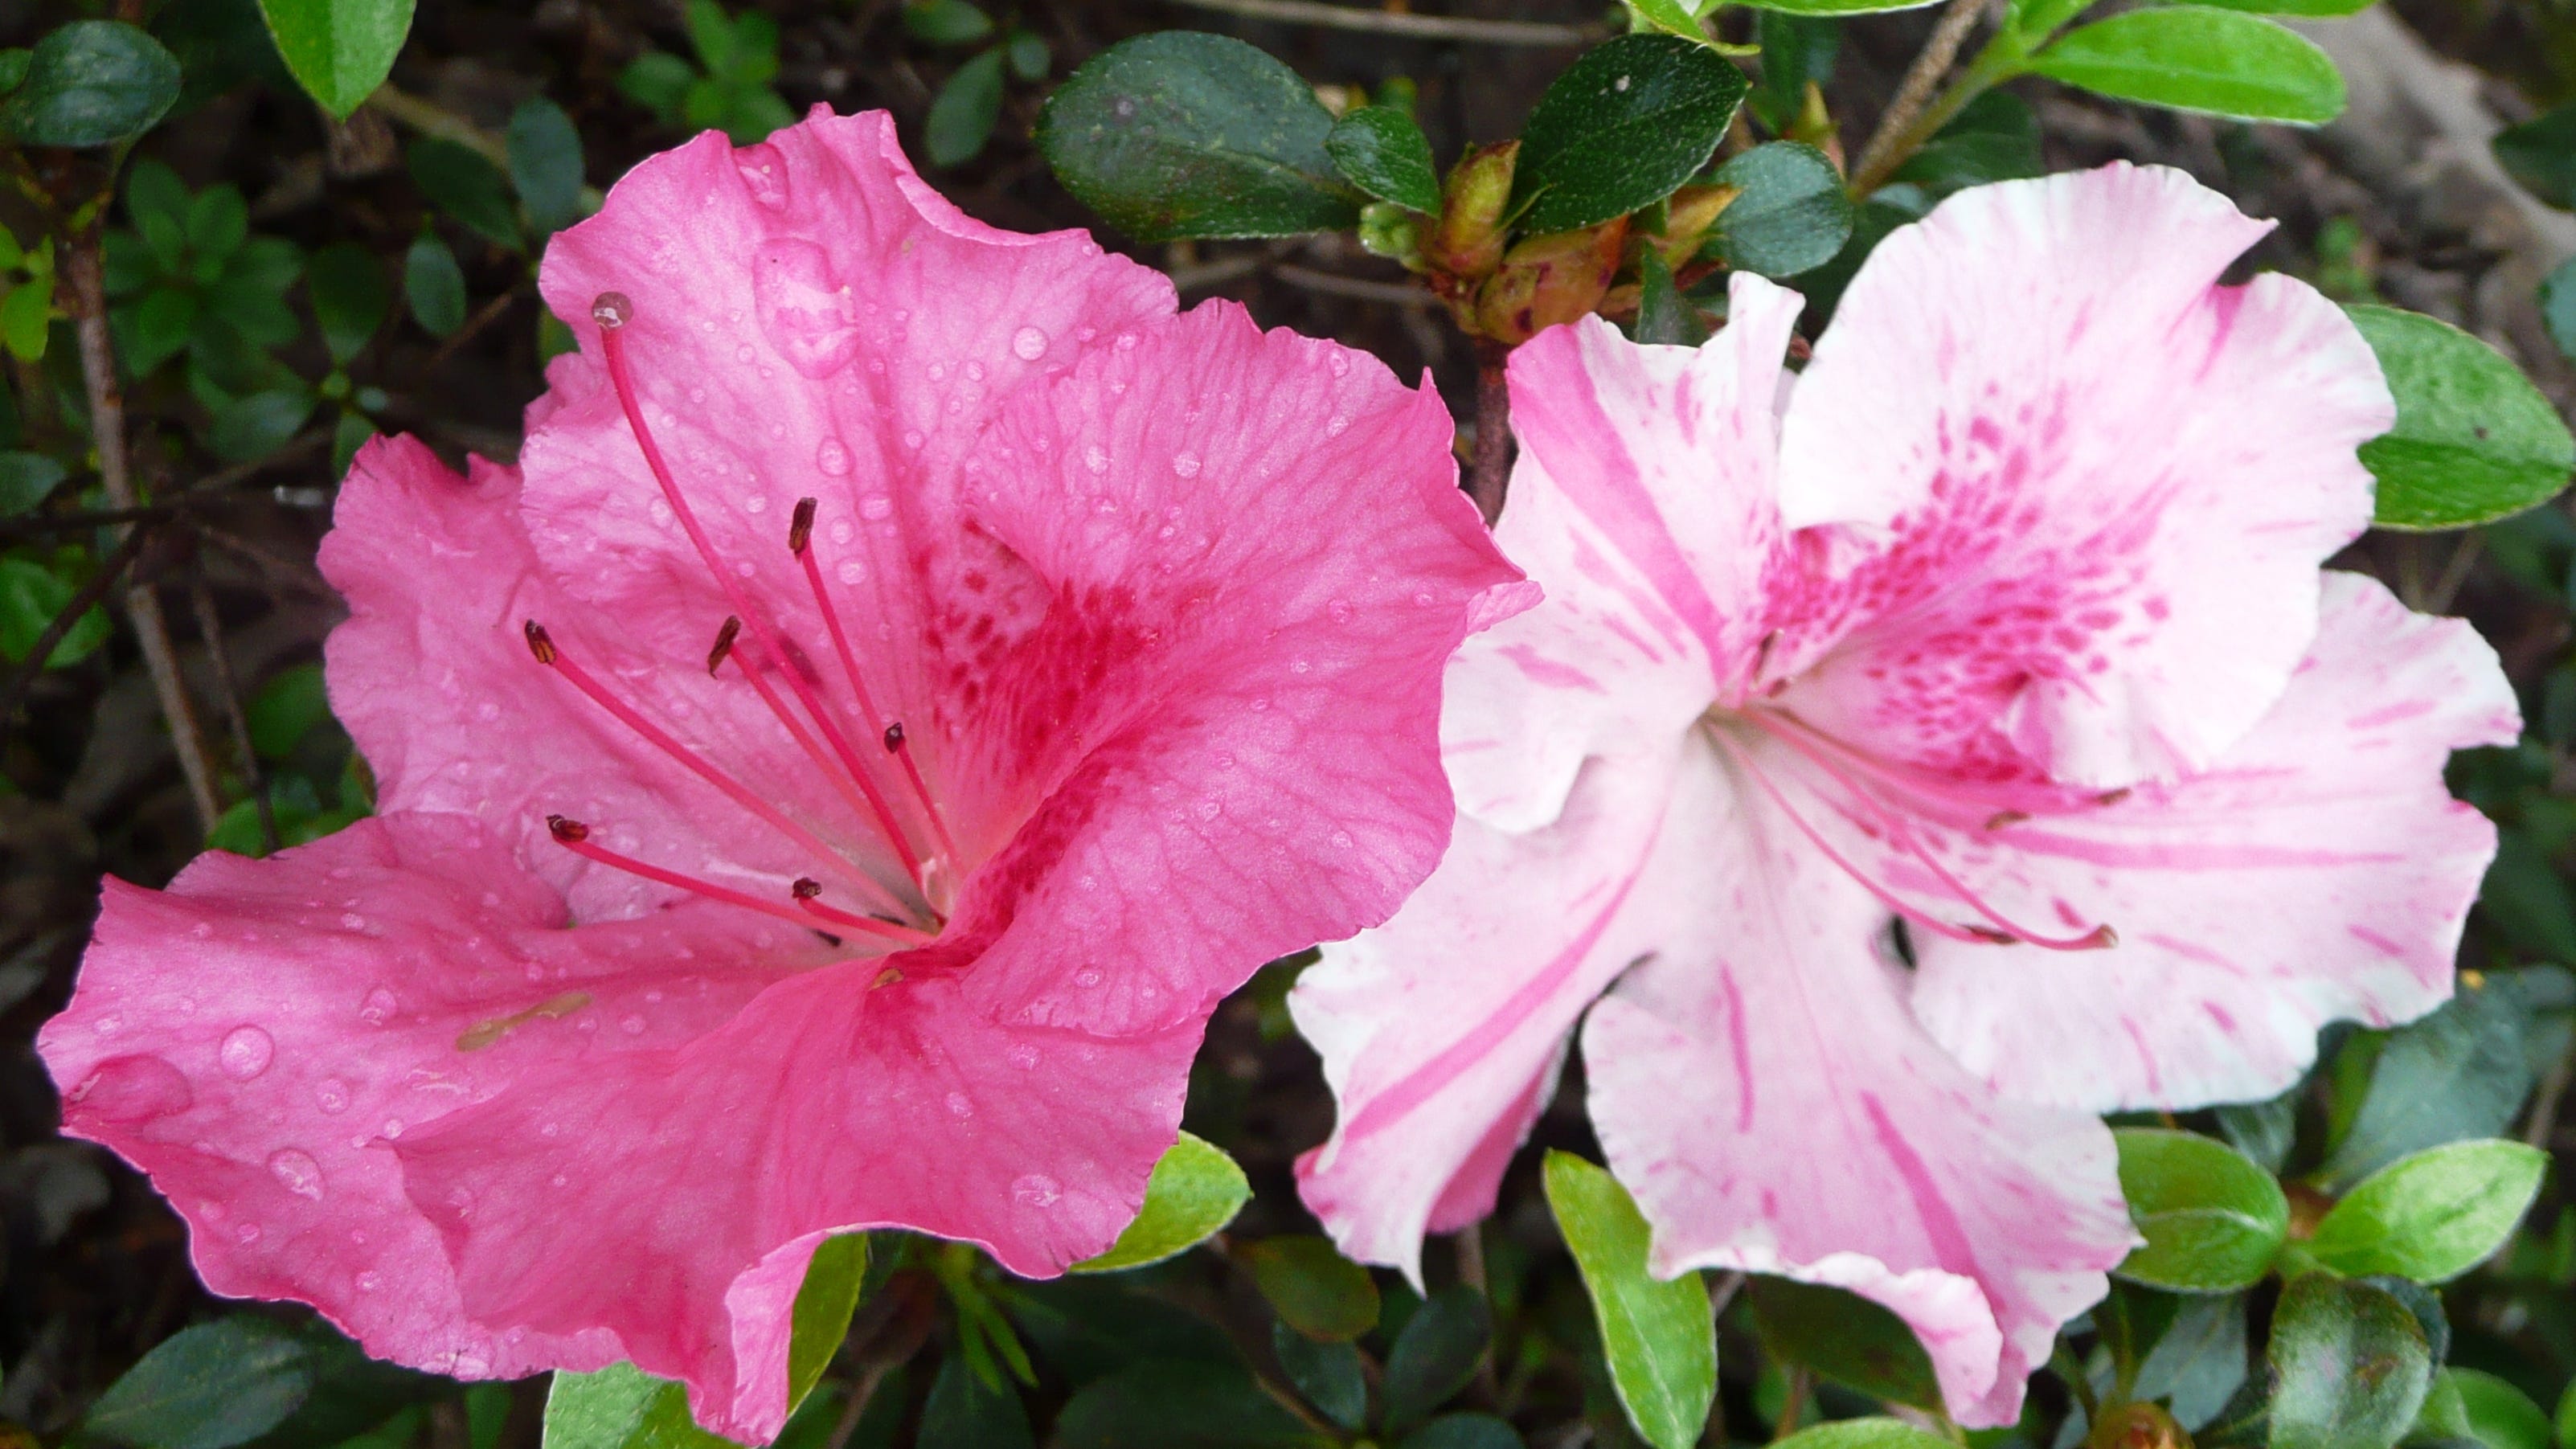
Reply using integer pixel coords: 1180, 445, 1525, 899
1358, 203, 1425, 271
1475, 218, 1628, 345
1788, 81, 1844, 173
1423, 141, 1519, 280
2086, 1403, 2190, 1449
1656, 184, 1739, 268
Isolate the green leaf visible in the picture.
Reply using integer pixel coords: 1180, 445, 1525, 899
903, 0, 996, 46
2267, 1275, 2434, 1449
1751, 12, 1838, 129
248, 661, 330, 759
408, 137, 522, 250
305, 242, 388, 366
1402, 1414, 1525, 1449
1740, 0, 1946, 18
2307, 1139, 2548, 1282
1543, 1152, 1713, 1449
255, 0, 412, 119
1511, 35, 1749, 235
618, 52, 696, 117
2029, 8, 2345, 123
925, 48, 1006, 168
2186, 0, 2373, 18
0, 275, 51, 362
1005, 31, 1050, 82
1635, 249, 1708, 346
1382, 1285, 1492, 1431
1627, 0, 1714, 41
2496, 104, 2576, 211
4, 20, 181, 148
207, 388, 317, 461
1071, 1132, 1250, 1274
2345, 304, 2575, 530
1053, 1360, 1325, 1449
1326, 105, 1440, 213
919, 1353, 1034, 1449
1709, 141, 1852, 276
82, 1316, 318, 1449
186, 186, 250, 267
1893, 89, 2043, 192
1037, 32, 1359, 241
2541, 256, 2576, 362
0, 451, 64, 516
2216, 1091, 2300, 1175
784, 1234, 867, 1406
403, 233, 466, 337
2112, 1128, 2289, 1291
1746, 1277, 1939, 1409
1271, 1320, 1366, 1431
2451, 1369, 2553, 1449
117, 285, 199, 376
2320, 972, 2564, 1189
1770, 1419, 1960, 1449
506, 96, 587, 235
2133, 1292, 2251, 1430
332, 410, 379, 477
1239, 1234, 1380, 1341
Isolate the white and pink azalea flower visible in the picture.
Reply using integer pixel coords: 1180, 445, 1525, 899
1292, 162, 2519, 1426
40, 110, 1525, 1440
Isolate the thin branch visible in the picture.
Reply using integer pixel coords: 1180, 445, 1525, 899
1850, 0, 1994, 192
189, 579, 274, 852
1271, 263, 1434, 307
64, 242, 223, 833
419, 284, 528, 378
0, 522, 150, 727
1163, 0, 1599, 45
367, 87, 606, 211
818, 1360, 895, 1449
2426, 531, 2484, 616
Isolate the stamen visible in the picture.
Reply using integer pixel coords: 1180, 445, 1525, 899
547, 813, 920, 946
707, 616, 742, 677
719, 641, 923, 885
790, 878, 936, 942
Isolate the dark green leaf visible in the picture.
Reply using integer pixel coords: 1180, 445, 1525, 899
1006, 1277, 1241, 1386
2362, 1275, 2448, 1369
1403, 1414, 1525, 1449
186, 186, 249, 265
1512, 35, 1749, 235
2267, 1275, 2433, 1449
1709, 141, 1852, 276
2543, 257, 2576, 363
2347, 304, 2574, 530
2215, 1091, 2299, 1174
2112, 1128, 2288, 1291
117, 286, 197, 376
1005, 31, 1050, 81
1239, 1234, 1380, 1342
925, 48, 1006, 168
618, 52, 695, 117
1382, 1286, 1492, 1431
2320, 973, 2550, 1189
1893, 89, 2042, 192
331, 411, 375, 477
83, 1317, 318, 1449
903, 0, 995, 46
1751, 12, 1838, 131
2496, 104, 2576, 211
1326, 105, 1440, 212
2029, 9, 2345, 123
1072, 1132, 1250, 1274
920, 1354, 1034, 1449
4, 21, 181, 148
1544, 1152, 1713, 1449
305, 242, 387, 365
1270, 1320, 1366, 1431
785, 1234, 867, 1406
408, 137, 521, 250
248, 661, 330, 760
255, 0, 413, 119
506, 97, 586, 235
1635, 249, 1708, 346
0, 451, 67, 516
0, 49, 29, 92
2133, 1292, 2250, 1430
2308, 1139, 2548, 1282
1037, 31, 1359, 241
1746, 1277, 1940, 1409
2450, 1369, 2553, 1449
2187, 0, 2372, 18
1053, 1360, 1325, 1449
403, 233, 465, 337
207, 388, 316, 461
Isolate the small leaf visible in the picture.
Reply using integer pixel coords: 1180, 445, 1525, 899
207, 389, 317, 462
1036, 31, 1359, 242
82, 1316, 319, 1449
2132, 1292, 2251, 1431
2541, 256, 2576, 362
1627, 0, 1715, 43
506, 96, 587, 235
306, 242, 389, 365
1382, 1285, 1492, 1431
1239, 1234, 1380, 1342
403, 233, 466, 337
1634, 249, 1707, 346
255, 0, 414, 120
1402, 1414, 1526, 1449
903, 0, 996, 46
539, 1362, 667, 1449
1740, 0, 1943, 18
1543, 1152, 1714, 1449
1072, 1132, 1250, 1274
919, 1353, 1034, 1449
1326, 105, 1440, 213
1746, 1277, 1940, 1409
2496, 104, 2576, 211
1709, 141, 1853, 277
784, 1234, 867, 1407
408, 137, 522, 250
4, 20, 181, 148
248, 661, 330, 759
0, 276, 51, 362
2450, 1369, 2553, 1449
2215, 1091, 2300, 1175
925, 48, 1006, 168
2112, 1128, 2289, 1292
2267, 1275, 2433, 1449
2320, 973, 2555, 1189
1005, 31, 1050, 81
2346, 304, 2575, 530
1893, 89, 2042, 193
2029, 8, 2345, 123
1511, 34, 1749, 235
1770, 1420, 1959, 1449
1271, 1319, 1366, 1431
2307, 1139, 2548, 1283
0, 451, 64, 517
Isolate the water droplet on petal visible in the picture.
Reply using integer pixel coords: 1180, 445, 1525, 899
1006, 1044, 1039, 1069
946, 1091, 973, 1119
381, 1118, 404, 1139
359, 989, 397, 1026
218, 1025, 274, 1080
752, 239, 863, 378
268, 1148, 325, 1200
1010, 325, 1048, 361
1083, 445, 1109, 475
620, 1015, 645, 1035
1073, 967, 1104, 988
1326, 600, 1353, 624
860, 495, 893, 522
1170, 452, 1201, 479
315, 1079, 350, 1114
236, 1222, 264, 1245
817, 437, 851, 476
357, 1270, 383, 1291
1012, 1173, 1060, 1207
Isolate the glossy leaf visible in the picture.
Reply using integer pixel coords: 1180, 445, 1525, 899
1511, 35, 1749, 234
408, 137, 521, 250
925, 47, 1005, 168
2267, 1275, 2434, 1449
1771, 1419, 1960, 1449
2133, 1292, 2251, 1431
1240, 1234, 1380, 1342
1382, 1286, 1492, 1431
82, 1316, 319, 1449
1271, 1319, 1366, 1431
2451, 1369, 2553, 1449
2186, 0, 2372, 18
402, 233, 465, 337
1403, 1414, 1525, 1449
0, 276, 51, 362
2495, 104, 2576, 211
2308, 1140, 2548, 1282
248, 662, 330, 760
3, 21, 181, 148
1543, 1152, 1714, 1449
1326, 105, 1440, 213
1071, 1132, 1250, 1274
2347, 304, 2576, 530
1738, 0, 1947, 18
1635, 249, 1708, 346
1893, 89, 2043, 193
506, 96, 586, 235
2321, 970, 2571, 1188
902, 0, 996, 46
306, 242, 388, 365
2029, 9, 2345, 123
1035, 31, 1359, 241
919, 1353, 1034, 1449
256, 0, 414, 119
1710, 141, 1853, 277
2113, 1128, 2289, 1291
1746, 1277, 1940, 1409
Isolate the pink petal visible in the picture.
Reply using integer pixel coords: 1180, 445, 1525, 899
39, 813, 1198, 1442
1292, 751, 1680, 1283
1583, 747, 2133, 1428
1775, 163, 2393, 790
1905, 571, 2517, 1110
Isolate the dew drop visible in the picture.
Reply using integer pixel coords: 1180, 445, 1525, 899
620, 1015, 646, 1035
1327, 350, 1350, 377
1010, 325, 1048, 361
1330, 830, 1354, 849
190, 922, 214, 939
381, 1117, 404, 1139
315, 1079, 350, 1114
357, 1270, 383, 1292
1011, 1173, 1061, 1207
1326, 415, 1349, 437
735, 343, 756, 362
837, 559, 866, 584
236, 1222, 264, 1245
268, 1148, 325, 1200
359, 989, 398, 1026
817, 437, 851, 476
1170, 452, 1201, 479
218, 1025, 275, 1080
1326, 600, 1353, 624
340, 912, 366, 930
945, 1091, 973, 1119
902, 430, 924, 450
743, 494, 768, 514
1006, 1044, 1039, 1069
1073, 967, 1104, 988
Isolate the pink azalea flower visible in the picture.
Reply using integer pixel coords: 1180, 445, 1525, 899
1292, 163, 2519, 1425
41, 109, 1522, 1439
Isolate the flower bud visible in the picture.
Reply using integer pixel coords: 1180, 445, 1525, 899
1788, 81, 1845, 174
2087, 1402, 2191, 1449
1475, 218, 1628, 344
1358, 202, 1425, 271
1655, 183, 1739, 268
1424, 141, 1519, 280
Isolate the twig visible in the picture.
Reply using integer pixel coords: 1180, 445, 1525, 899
367, 86, 606, 211
1706, 1269, 1747, 1321
2426, 531, 2484, 616
1468, 339, 1512, 525
1271, 264, 1434, 307
1456, 1225, 1501, 1402
420, 284, 529, 378
1850, 0, 1995, 193
0, 522, 150, 727
1771, 1365, 1812, 1439
1166, 254, 1268, 292
0, 434, 329, 541
2525, 1041, 2574, 1149
188, 579, 273, 851
1162, 0, 1599, 45
64, 242, 223, 833
818, 1360, 895, 1449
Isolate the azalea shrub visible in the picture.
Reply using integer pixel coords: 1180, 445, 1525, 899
9, 3, 2576, 1449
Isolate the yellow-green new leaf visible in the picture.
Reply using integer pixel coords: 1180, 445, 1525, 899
1070, 1132, 1249, 1273
1543, 1152, 1714, 1449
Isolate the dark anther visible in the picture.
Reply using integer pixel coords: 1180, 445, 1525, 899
1963, 924, 2018, 944
791, 876, 824, 899
591, 293, 633, 330
707, 616, 743, 676
789, 497, 817, 555
523, 620, 558, 665
1983, 810, 2029, 831
2094, 788, 2132, 807
883, 722, 906, 753
2083, 925, 2119, 950
547, 814, 590, 843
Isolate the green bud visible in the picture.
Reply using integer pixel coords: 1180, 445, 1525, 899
1424, 141, 1519, 280
1358, 203, 1424, 269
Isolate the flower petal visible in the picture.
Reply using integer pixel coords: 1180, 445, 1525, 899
1906, 571, 2517, 1111
1292, 751, 1680, 1283
1775, 163, 2391, 789
1583, 743, 2132, 1428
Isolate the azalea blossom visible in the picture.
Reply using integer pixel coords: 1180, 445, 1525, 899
1292, 163, 2518, 1425
41, 109, 1522, 1439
